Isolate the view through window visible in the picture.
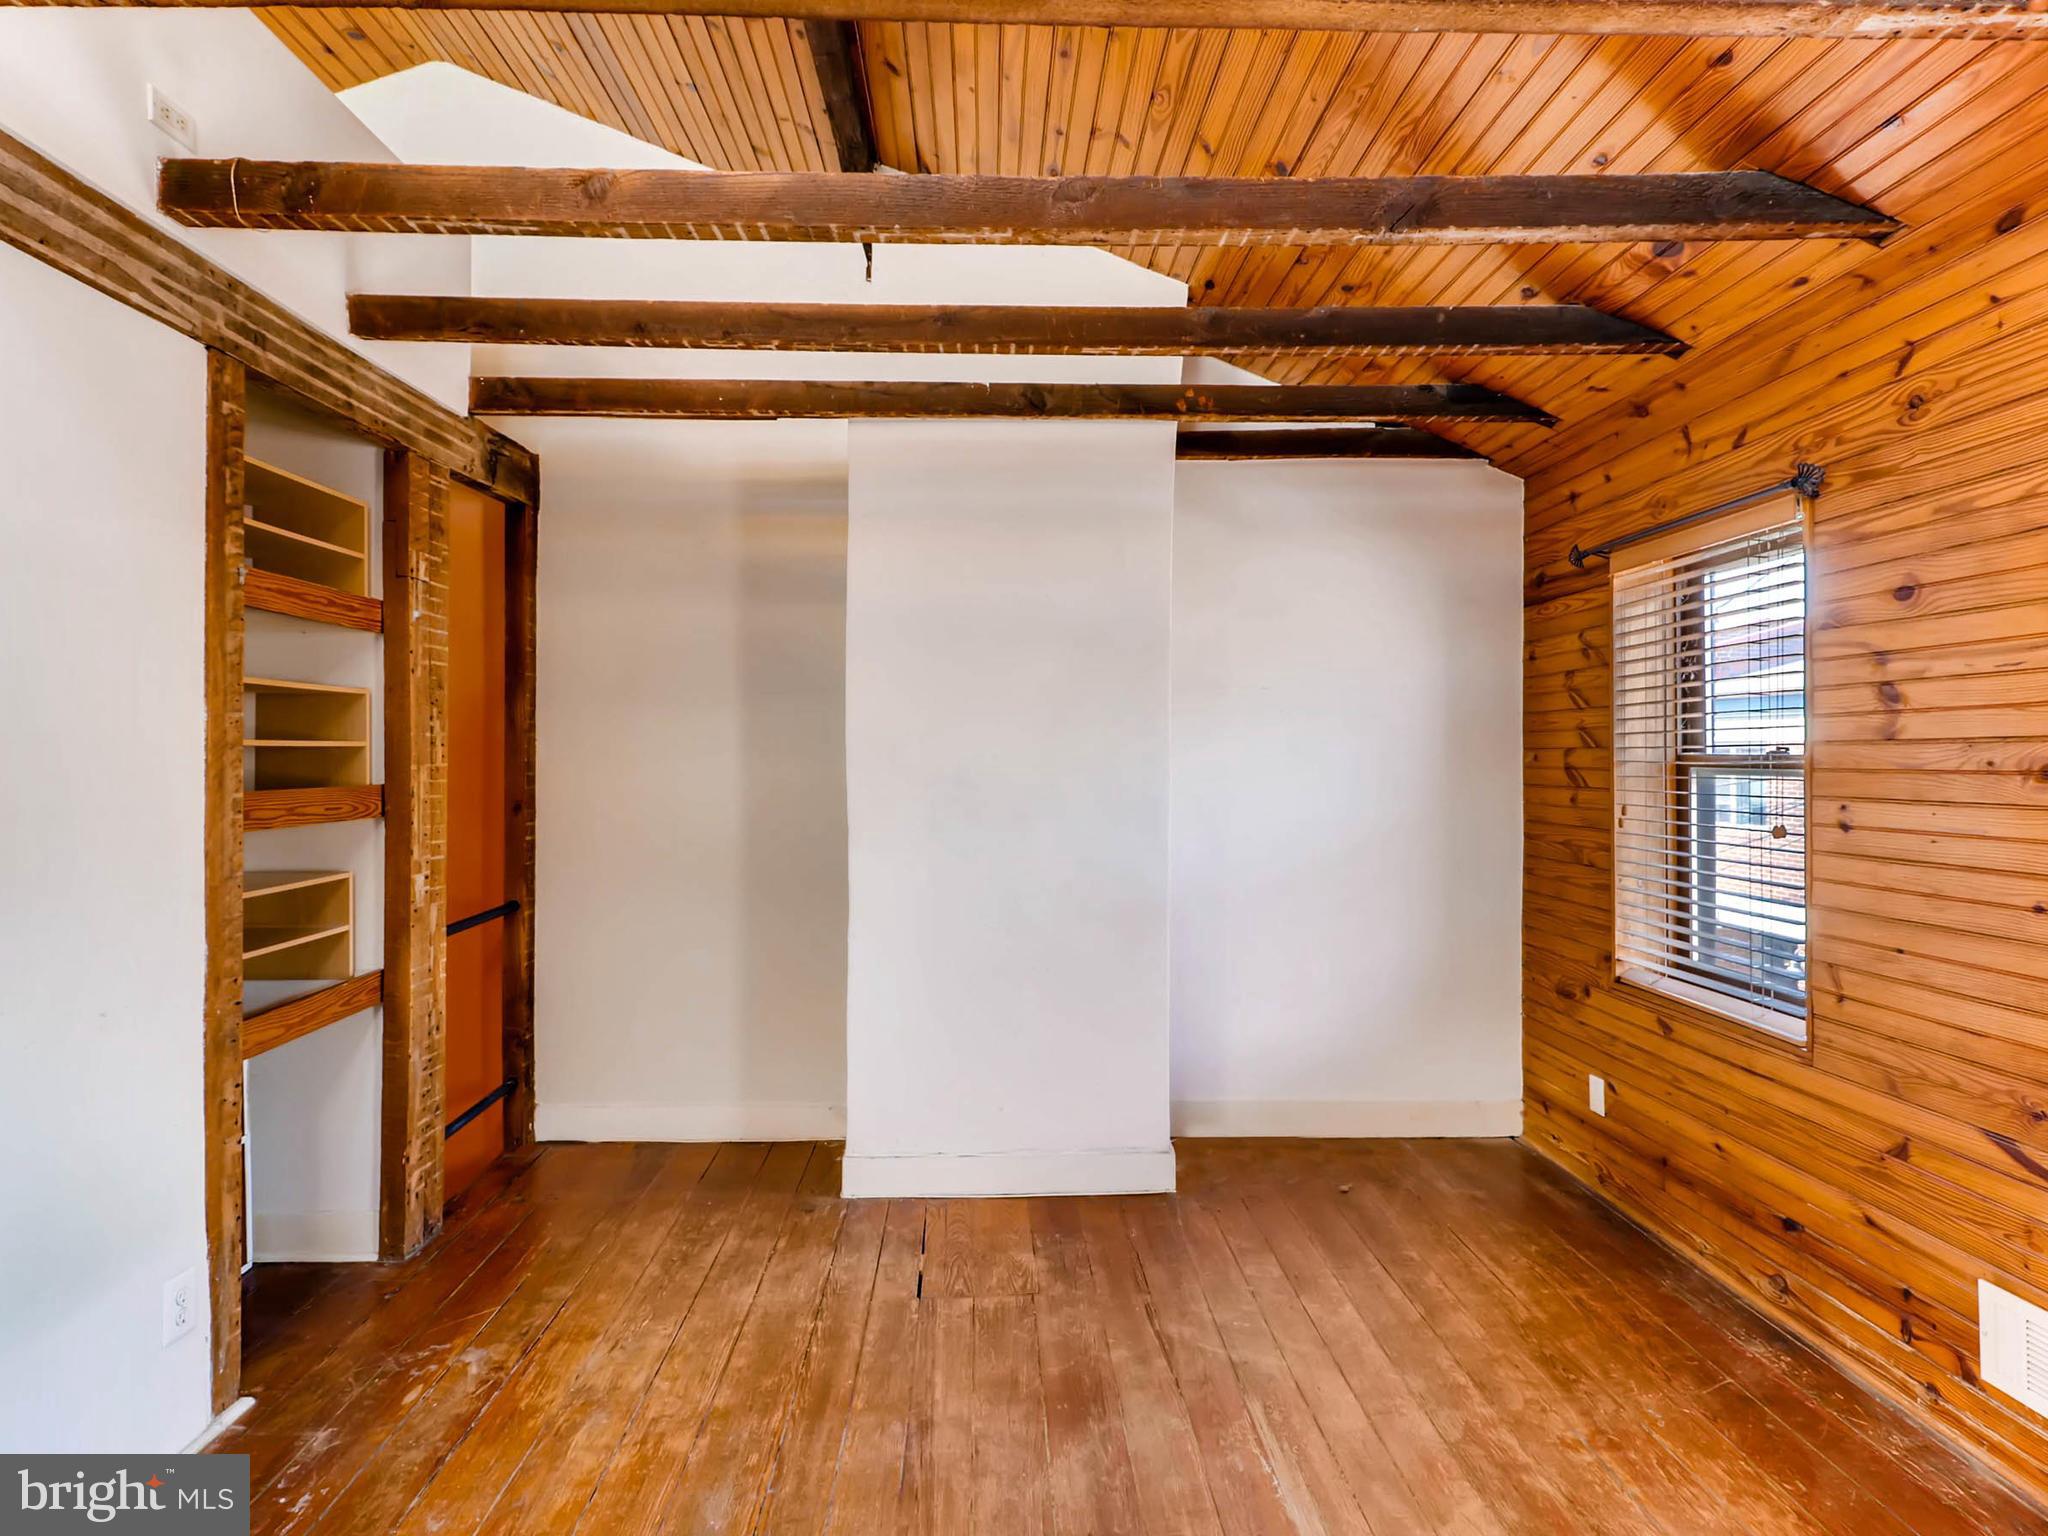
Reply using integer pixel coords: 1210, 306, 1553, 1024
1611, 509, 1808, 1038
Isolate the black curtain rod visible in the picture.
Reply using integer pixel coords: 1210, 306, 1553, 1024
1568, 462, 1825, 569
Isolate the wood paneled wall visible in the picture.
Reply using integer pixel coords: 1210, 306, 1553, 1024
1520, 61, 2048, 1505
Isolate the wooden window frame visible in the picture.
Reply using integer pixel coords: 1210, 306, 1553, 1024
1610, 498, 1815, 1061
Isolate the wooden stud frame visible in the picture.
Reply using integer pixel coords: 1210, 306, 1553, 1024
502, 494, 539, 1150
382, 449, 452, 1260
205, 365, 479, 1407
202, 352, 248, 1417
0, 104, 538, 1399
0, 127, 532, 505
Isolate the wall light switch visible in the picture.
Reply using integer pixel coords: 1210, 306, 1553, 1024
1588, 1074, 1607, 1116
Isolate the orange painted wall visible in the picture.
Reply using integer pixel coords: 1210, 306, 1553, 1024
444, 483, 508, 1198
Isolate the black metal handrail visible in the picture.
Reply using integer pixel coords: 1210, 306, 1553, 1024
447, 899, 520, 938
446, 1078, 516, 1139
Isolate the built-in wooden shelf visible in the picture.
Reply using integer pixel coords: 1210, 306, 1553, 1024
242, 969, 382, 1059
244, 677, 370, 790
246, 565, 383, 633
244, 870, 353, 982
244, 457, 370, 595
245, 783, 385, 832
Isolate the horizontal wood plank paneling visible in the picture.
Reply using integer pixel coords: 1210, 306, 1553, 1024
103, 2, 2048, 39
1519, 39, 2048, 1509
257, 22, 2040, 468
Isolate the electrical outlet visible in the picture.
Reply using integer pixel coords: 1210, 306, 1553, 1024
147, 85, 197, 152
1588, 1074, 1607, 1116
162, 1268, 199, 1346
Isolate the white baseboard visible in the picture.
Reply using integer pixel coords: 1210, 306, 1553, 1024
181, 1396, 255, 1453
841, 1146, 1178, 1199
536, 1101, 848, 1143
1171, 1099, 1524, 1138
250, 1209, 378, 1263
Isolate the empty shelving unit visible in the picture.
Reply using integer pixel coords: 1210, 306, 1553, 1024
244, 457, 370, 593
242, 870, 353, 983
243, 677, 371, 790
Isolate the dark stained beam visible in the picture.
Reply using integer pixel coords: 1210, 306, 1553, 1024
1176, 427, 1482, 460
161, 164, 1898, 247
469, 377, 1555, 424
800, 20, 877, 173
349, 295, 1683, 356
42, 2, 2048, 41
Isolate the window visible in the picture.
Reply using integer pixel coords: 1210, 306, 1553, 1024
1610, 504, 1809, 1040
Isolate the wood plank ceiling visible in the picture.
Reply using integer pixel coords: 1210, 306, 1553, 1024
264, 15, 2046, 463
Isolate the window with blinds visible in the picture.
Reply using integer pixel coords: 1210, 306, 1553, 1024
1610, 504, 1809, 1040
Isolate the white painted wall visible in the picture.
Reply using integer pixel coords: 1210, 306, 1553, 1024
513, 415, 853, 1141
351, 70, 862, 1143
0, 20, 484, 1445
843, 421, 1179, 1196
0, 241, 211, 1453
348, 66, 1522, 1179
347, 71, 1187, 1171
0, 12, 471, 414
1170, 457, 1525, 1136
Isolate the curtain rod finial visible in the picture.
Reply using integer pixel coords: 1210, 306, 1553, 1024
1791, 462, 1826, 498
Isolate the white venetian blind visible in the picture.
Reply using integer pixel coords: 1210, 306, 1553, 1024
1610, 501, 1809, 1038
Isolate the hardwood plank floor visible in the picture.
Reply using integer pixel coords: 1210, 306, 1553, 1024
223, 1140, 2047, 1535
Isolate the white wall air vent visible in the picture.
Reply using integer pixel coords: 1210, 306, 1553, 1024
1980, 1280, 2048, 1417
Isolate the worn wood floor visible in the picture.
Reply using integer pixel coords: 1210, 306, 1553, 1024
223, 1139, 2045, 1535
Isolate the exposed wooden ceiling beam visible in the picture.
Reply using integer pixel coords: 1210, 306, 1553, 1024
349, 295, 1682, 356
1176, 428, 1481, 460
160, 164, 1897, 246
469, 377, 1556, 423
799, 20, 877, 173
44, 2, 2048, 41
